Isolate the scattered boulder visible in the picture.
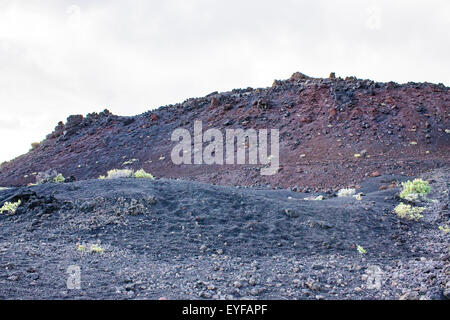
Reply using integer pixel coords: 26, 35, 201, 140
223, 104, 233, 111
210, 97, 220, 108
300, 116, 313, 124
64, 115, 84, 136
443, 282, 450, 300
399, 291, 419, 300
370, 171, 381, 178
290, 72, 311, 81
254, 99, 271, 110
122, 117, 135, 126
284, 209, 300, 218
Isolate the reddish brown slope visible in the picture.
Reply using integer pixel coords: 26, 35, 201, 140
0, 73, 449, 190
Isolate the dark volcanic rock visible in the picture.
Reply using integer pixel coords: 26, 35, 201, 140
0, 169, 448, 299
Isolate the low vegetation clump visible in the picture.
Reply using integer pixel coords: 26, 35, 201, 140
357, 245, 367, 254
439, 225, 450, 234
30, 142, 40, 150
353, 193, 364, 201
77, 243, 105, 254
337, 188, 356, 197
0, 187, 8, 191
52, 173, 65, 183
99, 169, 134, 179
36, 170, 65, 184
394, 203, 425, 221
0, 200, 21, 214
99, 168, 154, 180
304, 195, 324, 201
133, 169, 155, 179
89, 244, 105, 254
122, 158, 139, 166
400, 179, 431, 200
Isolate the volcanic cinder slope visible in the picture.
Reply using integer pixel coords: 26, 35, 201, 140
0, 72, 449, 189
0, 168, 449, 299
0, 73, 449, 300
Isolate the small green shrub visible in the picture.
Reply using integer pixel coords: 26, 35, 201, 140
102, 169, 134, 179
0, 200, 21, 214
100, 169, 154, 180
89, 244, 105, 254
77, 243, 105, 254
439, 225, 450, 234
337, 188, 356, 197
400, 179, 430, 199
303, 195, 324, 201
77, 244, 87, 252
52, 173, 65, 183
394, 203, 425, 221
36, 170, 65, 184
357, 245, 367, 254
354, 193, 363, 201
133, 169, 155, 179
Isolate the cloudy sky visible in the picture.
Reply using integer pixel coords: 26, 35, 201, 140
0, 0, 449, 163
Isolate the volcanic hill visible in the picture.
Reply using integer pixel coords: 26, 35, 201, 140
0, 72, 449, 190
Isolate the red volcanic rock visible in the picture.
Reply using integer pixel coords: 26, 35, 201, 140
329, 108, 337, 117
300, 116, 313, 123
370, 171, 381, 178
210, 97, 220, 108
290, 72, 311, 81
0, 72, 448, 189
223, 104, 233, 111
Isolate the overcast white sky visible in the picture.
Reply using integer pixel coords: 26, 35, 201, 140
0, 0, 449, 163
